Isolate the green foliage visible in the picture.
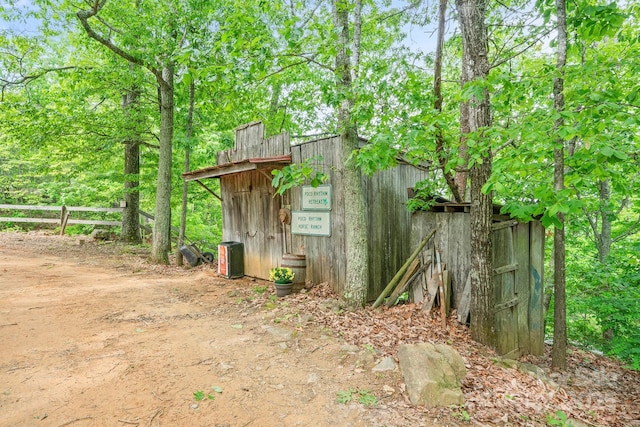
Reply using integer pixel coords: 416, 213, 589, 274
548, 237, 640, 370
271, 156, 327, 196
546, 410, 573, 426
335, 389, 378, 406
406, 180, 441, 213
335, 389, 355, 404
450, 405, 472, 422
269, 267, 294, 284
193, 388, 218, 401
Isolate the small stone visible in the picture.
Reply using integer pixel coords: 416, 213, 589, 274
263, 325, 293, 341
219, 362, 233, 371
191, 403, 199, 410
340, 344, 360, 353
372, 356, 397, 372
382, 385, 395, 395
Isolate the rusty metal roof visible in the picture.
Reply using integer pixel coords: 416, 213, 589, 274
181, 155, 292, 181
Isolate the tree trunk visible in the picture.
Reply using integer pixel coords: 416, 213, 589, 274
552, 0, 568, 370
121, 84, 141, 244
434, 0, 462, 203
151, 65, 175, 264
76, 3, 175, 264
457, 0, 495, 347
596, 178, 612, 262
177, 81, 195, 266
457, 47, 470, 200
332, 0, 369, 308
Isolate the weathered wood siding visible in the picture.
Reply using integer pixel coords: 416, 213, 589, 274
289, 137, 346, 294
217, 121, 290, 164
363, 164, 428, 300
528, 221, 545, 355
411, 211, 471, 308
411, 210, 545, 356
218, 122, 290, 279
220, 170, 284, 279
289, 137, 427, 299
215, 121, 429, 297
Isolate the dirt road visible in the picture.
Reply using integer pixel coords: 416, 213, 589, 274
0, 232, 413, 427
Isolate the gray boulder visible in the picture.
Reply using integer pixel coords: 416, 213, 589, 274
397, 342, 466, 408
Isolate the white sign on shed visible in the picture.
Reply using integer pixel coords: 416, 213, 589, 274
291, 211, 331, 236
301, 185, 332, 211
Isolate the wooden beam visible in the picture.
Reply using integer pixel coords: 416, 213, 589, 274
492, 220, 518, 231
194, 180, 222, 202
0, 204, 123, 213
494, 263, 518, 275
0, 217, 59, 223
494, 297, 519, 313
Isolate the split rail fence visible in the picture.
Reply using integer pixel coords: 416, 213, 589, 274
0, 204, 150, 236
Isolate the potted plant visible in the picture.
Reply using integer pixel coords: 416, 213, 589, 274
269, 267, 295, 297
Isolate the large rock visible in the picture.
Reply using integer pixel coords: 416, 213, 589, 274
397, 342, 466, 408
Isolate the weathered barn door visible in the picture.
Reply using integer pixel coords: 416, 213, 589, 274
492, 220, 520, 358
222, 170, 283, 279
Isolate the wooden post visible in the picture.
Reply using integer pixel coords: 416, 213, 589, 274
529, 221, 545, 355
59, 206, 70, 235
436, 250, 447, 327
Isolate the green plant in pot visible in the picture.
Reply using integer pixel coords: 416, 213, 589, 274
270, 267, 295, 297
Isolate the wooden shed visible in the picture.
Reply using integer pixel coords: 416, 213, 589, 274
411, 203, 545, 357
182, 121, 428, 300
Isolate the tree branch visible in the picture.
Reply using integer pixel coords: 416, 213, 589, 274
75, 0, 162, 83
1, 66, 83, 101
490, 25, 557, 69
612, 216, 640, 243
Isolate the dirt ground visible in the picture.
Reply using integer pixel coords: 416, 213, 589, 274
2, 231, 640, 427
0, 231, 435, 427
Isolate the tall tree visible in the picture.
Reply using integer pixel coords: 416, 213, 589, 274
433, 0, 463, 202
332, 0, 369, 307
120, 65, 142, 244
176, 80, 195, 266
456, 0, 495, 347
551, 0, 568, 370
76, 0, 177, 263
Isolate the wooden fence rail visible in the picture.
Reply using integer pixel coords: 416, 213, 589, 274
0, 205, 192, 244
0, 203, 124, 235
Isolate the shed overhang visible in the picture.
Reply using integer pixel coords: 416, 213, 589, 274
182, 155, 292, 182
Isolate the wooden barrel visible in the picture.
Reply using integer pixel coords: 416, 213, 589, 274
281, 254, 306, 284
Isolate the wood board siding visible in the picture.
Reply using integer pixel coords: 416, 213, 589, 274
528, 220, 545, 355
210, 121, 428, 298
217, 122, 290, 165
411, 211, 471, 309
220, 170, 284, 280
411, 210, 545, 356
363, 164, 427, 300
290, 137, 346, 294
289, 137, 427, 299
493, 223, 519, 358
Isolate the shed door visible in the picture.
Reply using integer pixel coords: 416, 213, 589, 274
223, 170, 283, 280
492, 221, 520, 358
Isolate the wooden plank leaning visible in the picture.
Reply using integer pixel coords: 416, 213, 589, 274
436, 250, 447, 327
385, 257, 432, 307
372, 229, 436, 309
